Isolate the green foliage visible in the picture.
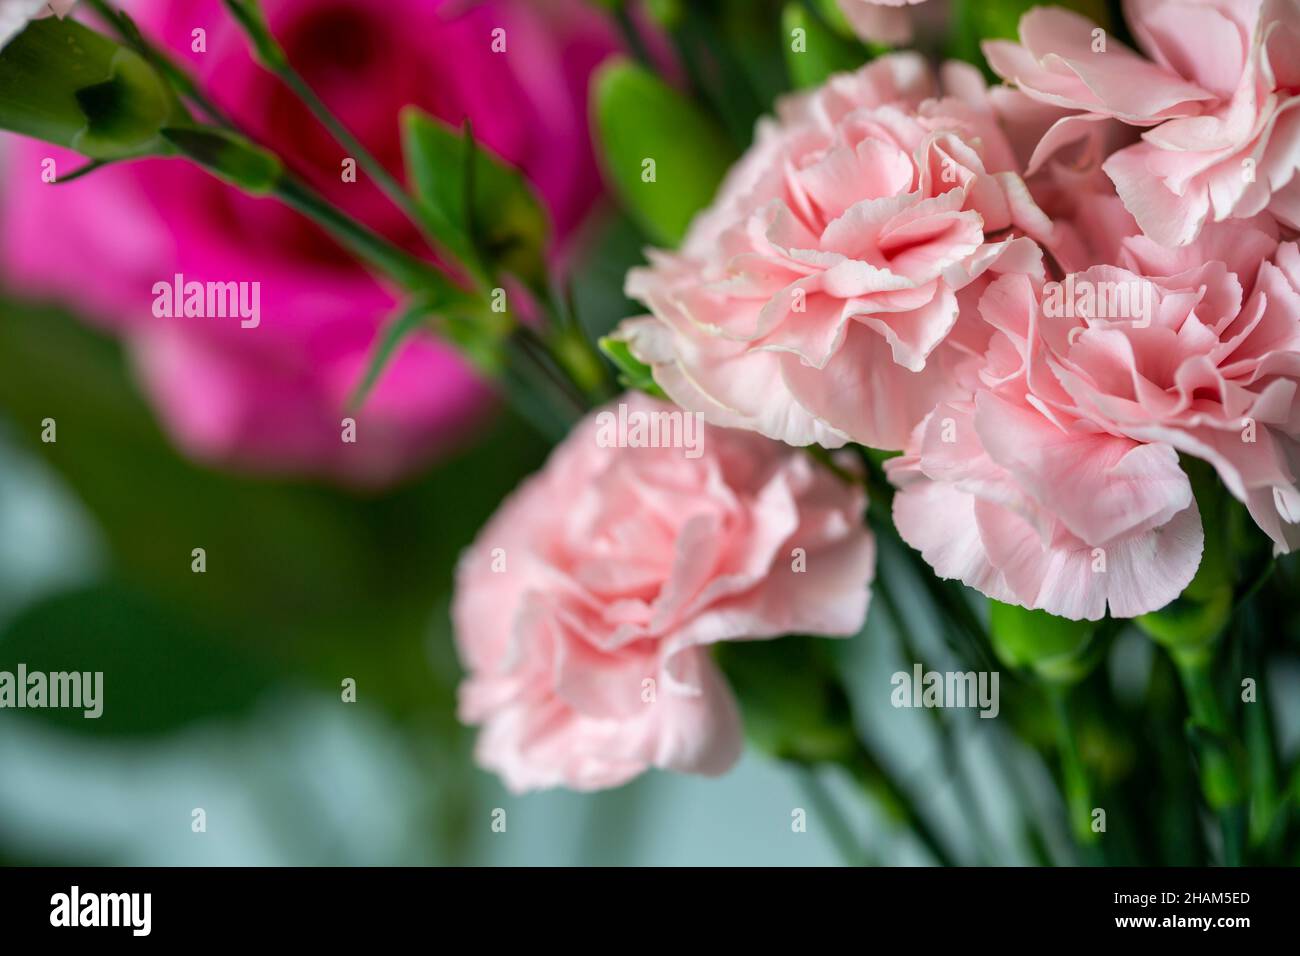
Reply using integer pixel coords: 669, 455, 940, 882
350, 293, 510, 413
990, 601, 1099, 683
592, 58, 736, 246
597, 335, 665, 399
0, 298, 549, 734
0, 16, 184, 160
159, 126, 282, 193
0, 585, 280, 737
401, 108, 550, 291
782, 2, 865, 89
715, 637, 858, 765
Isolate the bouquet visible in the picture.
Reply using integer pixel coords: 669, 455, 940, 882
2, 0, 1298, 868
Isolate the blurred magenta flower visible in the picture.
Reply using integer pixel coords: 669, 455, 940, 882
1, 0, 619, 483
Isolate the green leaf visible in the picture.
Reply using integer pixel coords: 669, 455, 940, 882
989, 601, 1098, 682
400, 108, 550, 290
781, 3, 864, 89
348, 301, 437, 413
567, 213, 647, 343
592, 58, 737, 246
715, 636, 858, 765
349, 292, 509, 412
0, 16, 184, 159
160, 125, 282, 193
1136, 588, 1233, 652
598, 334, 666, 399
643, 0, 685, 29
0, 585, 280, 737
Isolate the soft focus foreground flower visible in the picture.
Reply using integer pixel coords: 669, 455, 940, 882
986, 2, 1300, 246
0, 0, 75, 51
1, 0, 618, 482
836, 0, 928, 45
617, 55, 1052, 453
452, 394, 875, 792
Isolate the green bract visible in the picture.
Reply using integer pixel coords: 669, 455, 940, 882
401, 107, 550, 292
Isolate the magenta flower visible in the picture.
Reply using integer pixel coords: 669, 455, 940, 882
2, 0, 619, 482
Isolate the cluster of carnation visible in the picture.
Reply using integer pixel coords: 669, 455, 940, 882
453, 2, 1300, 791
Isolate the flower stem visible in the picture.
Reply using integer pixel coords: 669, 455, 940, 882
845, 741, 958, 866
1170, 646, 1246, 864
872, 561, 999, 864
271, 176, 446, 293
1047, 684, 1100, 852
218, 0, 434, 251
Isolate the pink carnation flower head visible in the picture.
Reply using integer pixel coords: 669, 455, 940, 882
617, 55, 1051, 453
453, 394, 875, 792
1056, 217, 1300, 553
889, 253, 1208, 620
986, 1, 1300, 246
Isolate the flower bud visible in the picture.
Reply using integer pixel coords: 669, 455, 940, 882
989, 601, 1098, 684
0, 17, 184, 160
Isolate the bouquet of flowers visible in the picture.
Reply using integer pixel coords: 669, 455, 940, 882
2, 0, 1298, 867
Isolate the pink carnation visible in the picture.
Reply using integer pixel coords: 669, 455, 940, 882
452, 394, 875, 792
836, 0, 927, 46
888, 262, 1204, 621
617, 56, 1051, 453
986, 2, 1300, 246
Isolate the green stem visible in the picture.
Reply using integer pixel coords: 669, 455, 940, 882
219, 0, 432, 248
872, 562, 999, 864
271, 176, 443, 292
277, 66, 429, 236
1240, 602, 1283, 852
1048, 684, 1101, 853
1171, 647, 1246, 864
845, 741, 957, 866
